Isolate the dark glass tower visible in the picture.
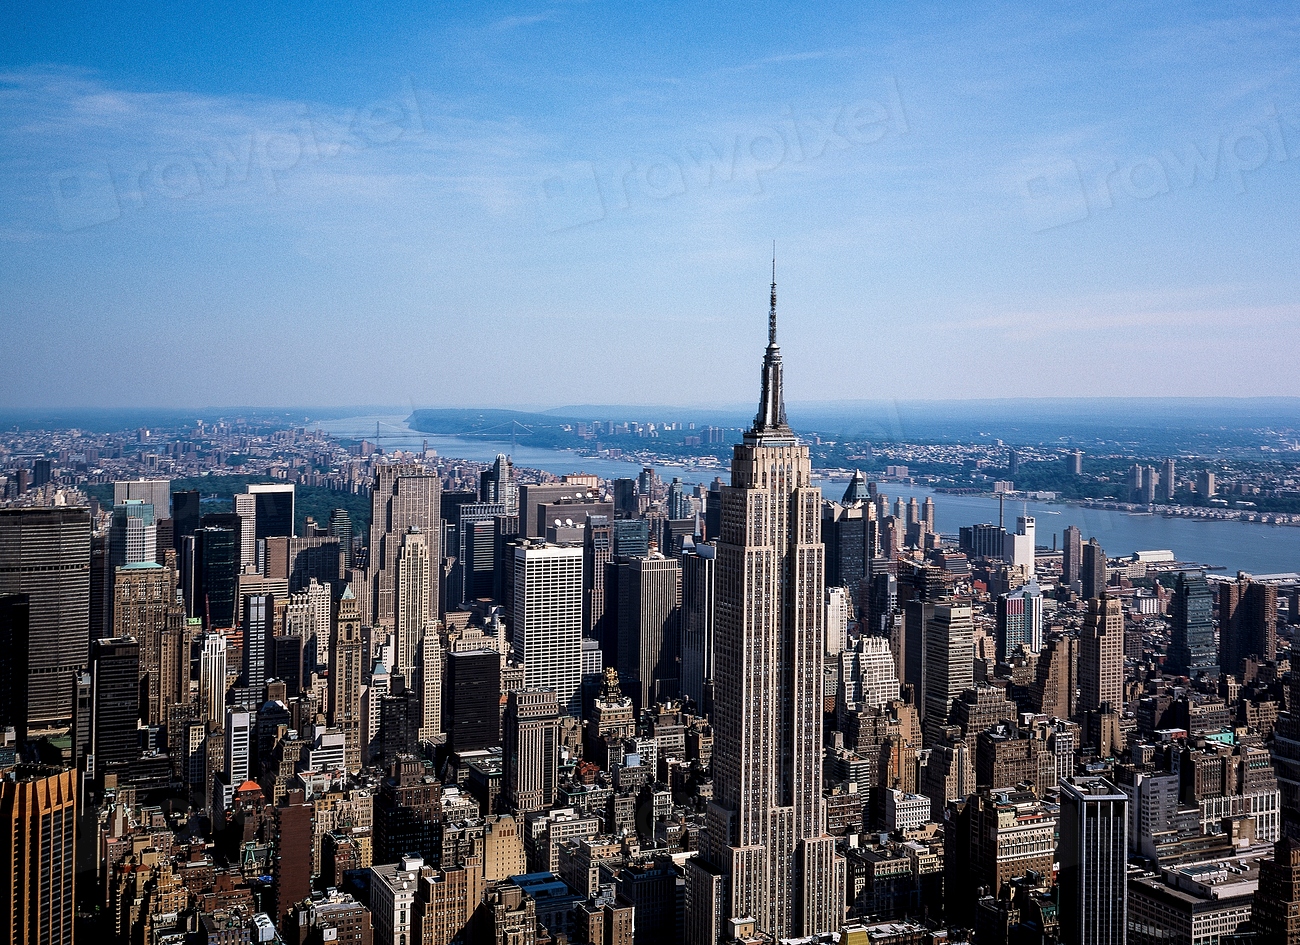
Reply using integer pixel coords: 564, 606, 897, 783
0, 508, 91, 735
91, 635, 141, 773
1166, 571, 1218, 677
194, 526, 237, 628
444, 649, 501, 753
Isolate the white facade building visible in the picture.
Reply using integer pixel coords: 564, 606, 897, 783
512, 542, 584, 716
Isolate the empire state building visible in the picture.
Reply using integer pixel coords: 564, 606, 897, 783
685, 267, 846, 944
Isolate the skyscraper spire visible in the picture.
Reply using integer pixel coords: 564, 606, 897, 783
770, 243, 777, 346
685, 260, 845, 941
752, 251, 791, 439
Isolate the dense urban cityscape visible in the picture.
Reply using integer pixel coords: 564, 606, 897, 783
4, 280, 1300, 945
7, 3, 1300, 945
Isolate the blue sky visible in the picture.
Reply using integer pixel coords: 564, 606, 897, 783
2, 2, 1299, 409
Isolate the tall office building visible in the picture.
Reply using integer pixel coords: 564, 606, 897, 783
284, 578, 332, 670
996, 580, 1043, 663
1081, 539, 1107, 600
1058, 777, 1128, 945
863, 570, 898, 642
613, 478, 639, 519
503, 689, 559, 813
109, 500, 157, 571
686, 271, 844, 943
1163, 459, 1176, 501
91, 635, 141, 775
369, 463, 441, 630
822, 497, 868, 611
584, 515, 614, 643
114, 478, 171, 517
612, 519, 650, 558
327, 508, 354, 568
512, 542, 584, 717
0, 596, 31, 742
224, 706, 252, 789
247, 483, 295, 539
329, 585, 364, 772
0, 508, 91, 736
452, 501, 506, 607
271, 634, 304, 696
1219, 577, 1278, 677
680, 542, 717, 710
239, 592, 272, 705
1061, 525, 1082, 590
825, 586, 849, 655
1165, 571, 1218, 677
1079, 596, 1125, 715
233, 493, 258, 570
193, 526, 238, 628
199, 633, 228, 725
923, 601, 975, 745
616, 553, 681, 712
1004, 514, 1035, 570
838, 635, 900, 711
172, 490, 200, 548
111, 561, 183, 727
395, 528, 433, 677
667, 477, 691, 520
0, 767, 77, 945
480, 453, 518, 513
444, 649, 501, 753
419, 630, 444, 745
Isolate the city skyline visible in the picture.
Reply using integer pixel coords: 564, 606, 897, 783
4, 4, 1300, 407
3, 6, 1300, 944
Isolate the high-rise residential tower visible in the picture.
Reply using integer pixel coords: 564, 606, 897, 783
685, 269, 844, 944
1219, 576, 1277, 677
996, 579, 1043, 663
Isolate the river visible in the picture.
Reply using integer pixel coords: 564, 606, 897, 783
313, 415, 1300, 576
